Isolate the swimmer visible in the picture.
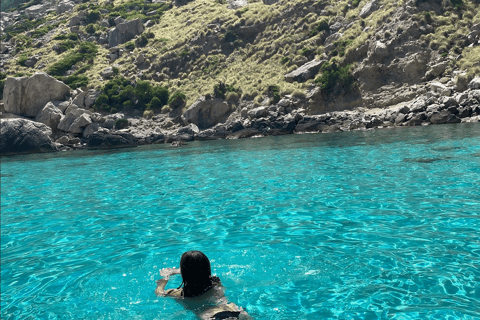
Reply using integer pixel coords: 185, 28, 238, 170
155, 250, 252, 320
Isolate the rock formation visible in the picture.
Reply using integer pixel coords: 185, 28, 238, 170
3, 73, 71, 117
0, 119, 58, 155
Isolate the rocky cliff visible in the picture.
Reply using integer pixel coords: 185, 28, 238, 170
1, 0, 480, 155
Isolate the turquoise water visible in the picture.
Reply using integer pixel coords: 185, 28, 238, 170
2, 124, 480, 320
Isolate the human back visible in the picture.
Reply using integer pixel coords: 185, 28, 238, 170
155, 251, 251, 319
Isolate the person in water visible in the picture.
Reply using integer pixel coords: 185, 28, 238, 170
155, 250, 251, 320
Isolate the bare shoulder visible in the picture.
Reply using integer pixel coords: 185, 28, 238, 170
165, 288, 183, 298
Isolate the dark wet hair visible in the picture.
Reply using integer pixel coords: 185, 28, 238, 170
178, 251, 218, 297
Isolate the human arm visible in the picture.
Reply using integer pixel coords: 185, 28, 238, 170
155, 267, 181, 296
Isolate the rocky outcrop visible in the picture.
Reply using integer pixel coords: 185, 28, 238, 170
285, 60, 326, 83
3, 73, 71, 117
227, 0, 247, 9
56, 0, 75, 14
35, 102, 63, 130
0, 119, 58, 155
108, 19, 144, 48
86, 131, 137, 149
183, 97, 232, 130
57, 108, 92, 133
359, 0, 378, 18
468, 77, 480, 90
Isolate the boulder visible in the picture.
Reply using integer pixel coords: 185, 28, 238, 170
69, 12, 85, 27
69, 114, 92, 133
57, 108, 92, 133
247, 106, 269, 119
429, 110, 461, 124
108, 18, 144, 48
101, 67, 115, 79
86, 132, 137, 149
85, 90, 101, 109
227, 0, 247, 9
368, 41, 389, 62
25, 4, 48, 19
359, 0, 378, 18
35, 102, 63, 130
134, 54, 145, 66
0, 119, 58, 155
114, 16, 125, 25
430, 81, 451, 96
72, 89, 86, 108
467, 77, 480, 90
24, 55, 40, 68
52, 100, 71, 113
82, 122, 101, 139
285, 60, 326, 83
424, 61, 448, 80
183, 97, 232, 130
3, 73, 71, 117
56, 0, 75, 14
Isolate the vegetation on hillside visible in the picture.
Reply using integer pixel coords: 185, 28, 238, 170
2, 0, 479, 108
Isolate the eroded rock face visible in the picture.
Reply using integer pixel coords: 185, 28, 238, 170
3, 73, 71, 117
0, 119, 58, 155
183, 97, 232, 130
108, 18, 144, 47
35, 102, 63, 130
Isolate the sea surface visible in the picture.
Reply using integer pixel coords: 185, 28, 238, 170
2, 123, 480, 320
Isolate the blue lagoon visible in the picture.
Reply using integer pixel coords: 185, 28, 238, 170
1, 123, 480, 319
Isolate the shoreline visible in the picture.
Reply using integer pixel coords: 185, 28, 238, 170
2, 95, 479, 157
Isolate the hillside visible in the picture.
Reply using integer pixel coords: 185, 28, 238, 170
1, 0, 480, 154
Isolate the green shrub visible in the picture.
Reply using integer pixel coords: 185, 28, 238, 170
58, 74, 89, 89
148, 96, 163, 109
17, 54, 29, 66
352, 0, 360, 7
55, 40, 76, 53
224, 30, 237, 42
115, 118, 129, 129
310, 19, 329, 37
280, 56, 290, 64
136, 34, 149, 47
85, 23, 98, 34
124, 41, 135, 50
333, 40, 353, 57
96, 77, 168, 111
226, 91, 240, 104
161, 105, 172, 113
85, 10, 101, 24
314, 61, 355, 94
269, 85, 281, 103
168, 91, 186, 108
0, 72, 6, 99
96, 93, 110, 106
449, 0, 463, 9
48, 42, 98, 76
213, 82, 227, 99
301, 47, 313, 57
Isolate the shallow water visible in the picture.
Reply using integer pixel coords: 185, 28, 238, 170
2, 124, 480, 319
